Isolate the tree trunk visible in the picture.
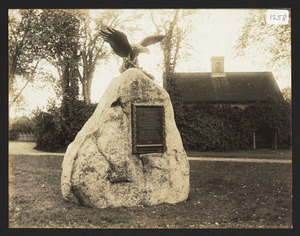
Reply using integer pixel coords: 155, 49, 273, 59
82, 81, 91, 104
82, 72, 94, 105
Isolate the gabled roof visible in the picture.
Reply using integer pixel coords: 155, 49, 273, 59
171, 72, 283, 103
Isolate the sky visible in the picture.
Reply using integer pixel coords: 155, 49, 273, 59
91, 9, 290, 102
9, 9, 291, 118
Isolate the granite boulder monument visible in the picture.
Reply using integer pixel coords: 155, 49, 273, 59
61, 27, 189, 208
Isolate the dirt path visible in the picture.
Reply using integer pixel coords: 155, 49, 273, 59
9, 141, 291, 164
9, 141, 65, 156
188, 157, 291, 164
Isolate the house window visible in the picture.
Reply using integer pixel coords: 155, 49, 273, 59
215, 62, 222, 73
211, 57, 225, 77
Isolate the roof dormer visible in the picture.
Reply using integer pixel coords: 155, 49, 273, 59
211, 56, 226, 77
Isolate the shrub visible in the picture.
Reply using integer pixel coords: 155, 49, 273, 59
34, 110, 63, 151
60, 99, 97, 148
34, 100, 97, 152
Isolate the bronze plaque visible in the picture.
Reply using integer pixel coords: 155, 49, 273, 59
132, 104, 165, 154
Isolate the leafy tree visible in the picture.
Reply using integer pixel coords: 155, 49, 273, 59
75, 10, 142, 104
75, 10, 106, 104
9, 9, 81, 109
37, 9, 81, 100
9, 9, 149, 108
151, 10, 196, 88
234, 9, 291, 85
31, 10, 84, 148
8, 10, 43, 108
281, 87, 291, 104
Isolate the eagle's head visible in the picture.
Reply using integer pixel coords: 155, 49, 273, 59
131, 44, 150, 54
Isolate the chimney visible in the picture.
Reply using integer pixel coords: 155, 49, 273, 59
211, 56, 225, 77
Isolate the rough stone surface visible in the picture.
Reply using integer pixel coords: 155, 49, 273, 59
61, 68, 190, 208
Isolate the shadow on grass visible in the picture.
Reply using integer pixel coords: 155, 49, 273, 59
9, 154, 292, 228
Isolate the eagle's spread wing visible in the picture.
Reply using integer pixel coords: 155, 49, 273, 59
139, 35, 166, 47
130, 35, 165, 60
100, 27, 132, 58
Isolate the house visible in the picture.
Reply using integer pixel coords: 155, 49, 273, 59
171, 56, 284, 149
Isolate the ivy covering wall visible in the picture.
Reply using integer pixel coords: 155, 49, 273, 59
168, 82, 291, 151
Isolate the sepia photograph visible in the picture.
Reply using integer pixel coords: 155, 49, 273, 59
8, 8, 292, 229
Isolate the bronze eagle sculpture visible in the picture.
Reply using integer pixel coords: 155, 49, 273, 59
100, 27, 165, 74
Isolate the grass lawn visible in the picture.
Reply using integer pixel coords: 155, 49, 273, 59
187, 149, 292, 160
8, 154, 292, 229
